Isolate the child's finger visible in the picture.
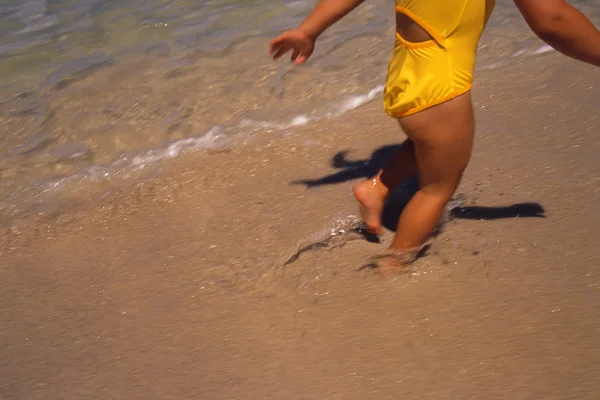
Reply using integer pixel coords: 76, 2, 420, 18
290, 48, 300, 62
271, 48, 283, 60
294, 45, 313, 65
294, 54, 307, 65
272, 45, 289, 60
268, 39, 283, 55
268, 45, 279, 56
268, 35, 283, 50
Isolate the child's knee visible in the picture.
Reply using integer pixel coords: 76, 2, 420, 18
420, 169, 463, 195
419, 183, 457, 203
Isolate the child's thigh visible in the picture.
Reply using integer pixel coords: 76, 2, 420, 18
398, 92, 475, 189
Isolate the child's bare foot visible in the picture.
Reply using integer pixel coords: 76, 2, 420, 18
353, 177, 389, 235
375, 256, 406, 278
368, 248, 419, 278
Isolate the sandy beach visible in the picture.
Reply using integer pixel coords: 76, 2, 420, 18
2, 35, 600, 400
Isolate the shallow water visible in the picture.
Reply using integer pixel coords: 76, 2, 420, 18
0, 0, 598, 222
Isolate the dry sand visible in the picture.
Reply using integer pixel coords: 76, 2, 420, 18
1, 51, 600, 399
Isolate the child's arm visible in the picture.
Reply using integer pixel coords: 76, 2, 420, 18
514, 0, 600, 67
295, 0, 366, 40
269, 0, 365, 65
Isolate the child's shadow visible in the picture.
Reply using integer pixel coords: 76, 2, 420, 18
380, 176, 546, 233
292, 146, 546, 233
291, 146, 399, 188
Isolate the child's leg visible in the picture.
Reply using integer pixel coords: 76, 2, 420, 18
391, 91, 475, 252
353, 139, 418, 235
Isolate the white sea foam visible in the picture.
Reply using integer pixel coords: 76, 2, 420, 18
131, 126, 228, 169
27, 84, 383, 202
35, 126, 228, 195
240, 85, 384, 131
512, 44, 555, 58
531, 44, 554, 55
328, 85, 383, 117
15, 83, 384, 202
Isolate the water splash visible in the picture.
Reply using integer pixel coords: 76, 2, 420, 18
275, 214, 367, 271
273, 193, 467, 273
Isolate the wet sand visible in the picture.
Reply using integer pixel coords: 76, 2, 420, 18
1, 52, 600, 399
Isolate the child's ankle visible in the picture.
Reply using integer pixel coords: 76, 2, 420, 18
372, 175, 390, 198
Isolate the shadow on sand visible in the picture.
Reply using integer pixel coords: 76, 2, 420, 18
292, 144, 546, 233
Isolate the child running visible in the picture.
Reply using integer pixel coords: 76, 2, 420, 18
269, 0, 600, 273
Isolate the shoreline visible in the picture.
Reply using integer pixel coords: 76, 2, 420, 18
3, 3, 593, 215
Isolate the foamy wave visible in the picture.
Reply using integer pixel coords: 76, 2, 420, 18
239, 115, 312, 131
31, 85, 381, 199
531, 44, 554, 55
240, 85, 384, 131
38, 127, 228, 195
480, 44, 557, 71
512, 44, 555, 58
20, 85, 381, 201
131, 126, 228, 169
328, 85, 383, 117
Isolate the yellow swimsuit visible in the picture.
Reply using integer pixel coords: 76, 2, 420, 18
384, 0, 495, 117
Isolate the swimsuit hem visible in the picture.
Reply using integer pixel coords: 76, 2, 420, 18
391, 83, 473, 118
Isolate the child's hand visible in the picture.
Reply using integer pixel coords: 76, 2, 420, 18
269, 29, 315, 65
